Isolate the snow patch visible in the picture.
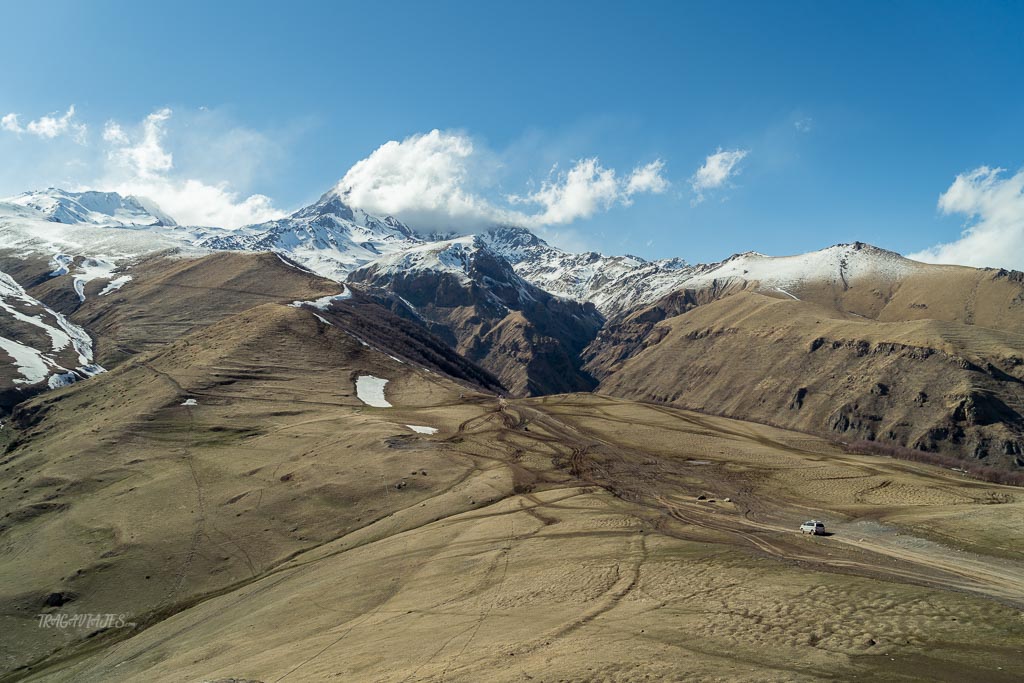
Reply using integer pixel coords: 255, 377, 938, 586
6, 189, 176, 227
99, 275, 132, 296
181, 398, 198, 406
0, 268, 105, 386
361, 236, 478, 284
274, 252, 318, 275
289, 286, 352, 310
355, 375, 391, 407
0, 336, 55, 384
406, 425, 438, 434
49, 254, 73, 276
73, 258, 119, 301
48, 371, 79, 388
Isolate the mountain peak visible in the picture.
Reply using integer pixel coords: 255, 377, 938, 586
289, 189, 416, 239
4, 188, 176, 227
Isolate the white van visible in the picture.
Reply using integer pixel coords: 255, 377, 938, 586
799, 520, 826, 535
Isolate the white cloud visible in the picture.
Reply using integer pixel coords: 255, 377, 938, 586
100, 108, 284, 227
909, 166, 1024, 270
1, 114, 21, 133
515, 158, 621, 225
626, 159, 670, 196
1, 106, 87, 143
337, 129, 500, 231
514, 157, 669, 225
794, 117, 814, 133
690, 148, 749, 205
337, 129, 669, 232
108, 108, 174, 180
111, 177, 281, 229
102, 121, 129, 145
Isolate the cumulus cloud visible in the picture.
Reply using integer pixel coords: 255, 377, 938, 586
337, 129, 500, 230
909, 166, 1024, 270
626, 159, 670, 196
0, 105, 87, 143
513, 158, 669, 226
337, 129, 669, 231
690, 148, 748, 205
100, 108, 285, 228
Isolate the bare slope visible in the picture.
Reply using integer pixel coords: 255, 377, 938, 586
0, 301, 497, 674
58, 251, 339, 368
1, 249, 500, 406
5, 395, 1023, 682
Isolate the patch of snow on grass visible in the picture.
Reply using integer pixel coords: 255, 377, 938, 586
48, 371, 79, 388
289, 286, 352, 310
72, 257, 118, 301
0, 336, 56, 384
356, 375, 391, 407
0, 268, 105, 386
181, 398, 198, 406
99, 275, 132, 296
406, 425, 438, 434
273, 252, 318, 275
49, 254, 73, 276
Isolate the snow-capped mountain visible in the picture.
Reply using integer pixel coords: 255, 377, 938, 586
200, 190, 420, 280
348, 235, 604, 395
5, 188, 176, 227
353, 236, 485, 286
480, 226, 698, 316
0, 191, 221, 268
350, 235, 560, 314
0, 186, 937, 316
679, 242, 922, 297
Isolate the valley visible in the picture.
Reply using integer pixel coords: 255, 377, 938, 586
4, 379, 1022, 681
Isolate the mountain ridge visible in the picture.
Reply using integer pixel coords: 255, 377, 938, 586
2, 184, 1023, 471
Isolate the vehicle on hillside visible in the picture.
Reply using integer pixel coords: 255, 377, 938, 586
799, 520, 826, 535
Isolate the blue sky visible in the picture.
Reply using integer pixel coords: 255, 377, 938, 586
1, 0, 1022, 266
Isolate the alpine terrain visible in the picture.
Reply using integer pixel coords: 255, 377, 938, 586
1, 186, 1022, 683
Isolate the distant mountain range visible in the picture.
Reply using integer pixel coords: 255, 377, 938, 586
1, 185, 1022, 470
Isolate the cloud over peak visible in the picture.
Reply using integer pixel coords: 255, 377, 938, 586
336, 129, 670, 232
100, 108, 285, 228
337, 129, 497, 231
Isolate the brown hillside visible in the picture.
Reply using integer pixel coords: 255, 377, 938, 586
588, 263, 1024, 470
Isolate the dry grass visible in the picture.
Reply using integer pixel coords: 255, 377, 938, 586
845, 439, 1024, 487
